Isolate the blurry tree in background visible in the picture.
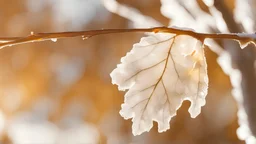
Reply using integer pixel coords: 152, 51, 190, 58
0, 0, 256, 144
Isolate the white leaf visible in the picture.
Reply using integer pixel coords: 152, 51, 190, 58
110, 33, 208, 136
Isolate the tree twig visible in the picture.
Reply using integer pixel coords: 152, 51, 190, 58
0, 26, 255, 50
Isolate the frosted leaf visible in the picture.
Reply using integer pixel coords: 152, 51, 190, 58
236, 39, 256, 49
110, 33, 208, 135
236, 34, 256, 49
238, 40, 250, 49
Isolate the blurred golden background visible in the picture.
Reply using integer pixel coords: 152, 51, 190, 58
0, 0, 244, 143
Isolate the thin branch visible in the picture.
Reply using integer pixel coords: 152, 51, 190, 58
0, 27, 255, 50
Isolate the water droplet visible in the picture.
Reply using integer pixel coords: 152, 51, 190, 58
82, 36, 89, 40
51, 38, 57, 42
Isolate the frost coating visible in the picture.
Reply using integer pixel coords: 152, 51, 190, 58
110, 33, 208, 135
218, 52, 256, 144
234, 0, 255, 33
161, 0, 216, 33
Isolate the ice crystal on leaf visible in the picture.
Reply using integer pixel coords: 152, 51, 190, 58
110, 33, 208, 135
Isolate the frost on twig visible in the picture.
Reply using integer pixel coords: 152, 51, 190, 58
110, 33, 208, 135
